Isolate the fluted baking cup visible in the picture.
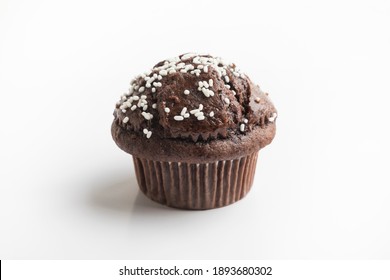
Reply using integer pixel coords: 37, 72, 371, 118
133, 152, 258, 210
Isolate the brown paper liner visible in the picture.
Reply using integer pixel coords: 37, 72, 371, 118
132, 152, 259, 210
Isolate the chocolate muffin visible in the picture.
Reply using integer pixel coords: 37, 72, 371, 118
112, 53, 277, 210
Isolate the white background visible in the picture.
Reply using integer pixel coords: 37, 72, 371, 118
1, 0, 390, 259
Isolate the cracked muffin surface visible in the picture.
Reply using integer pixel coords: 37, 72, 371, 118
112, 53, 277, 163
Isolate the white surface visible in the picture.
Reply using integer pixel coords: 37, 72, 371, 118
1, 0, 390, 259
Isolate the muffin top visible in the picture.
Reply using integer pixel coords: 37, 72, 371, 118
112, 53, 277, 162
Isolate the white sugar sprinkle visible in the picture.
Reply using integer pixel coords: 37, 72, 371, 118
209, 79, 213, 86
255, 97, 261, 103
240, 124, 245, 132
184, 113, 190, 118
194, 111, 204, 117
123, 117, 129, 123
268, 112, 277, 122
190, 109, 200, 114
139, 86, 145, 92
143, 128, 148, 134
146, 131, 152, 138
202, 88, 210, 97
181, 53, 196, 60
164, 107, 170, 113
224, 97, 230, 105
132, 96, 139, 101
197, 115, 205, 121
180, 107, 187, 116
152, 103, 157, 109
184, 90, 190, 95
232, 90, 236, 96
243, 118, 248, 123
131, 105, 137, 111
225, 76, 230, 83
152, 88, 156, 93
121, 109, 126, 113
159, 70, 167, 76
204, 66, 208, 73
225, 84, 231, 89
141, 95, 147, 99
199, 104, 203, 110
174, 116, 184, 121
143, 105, 148, 111
145, 83, 151, 88
158, 75, 163, 80
141, 112, 152, 120
198, 81, 203, 87
209, 111, 214, 117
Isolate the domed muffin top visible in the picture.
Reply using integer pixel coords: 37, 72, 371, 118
113, 53, 277, 142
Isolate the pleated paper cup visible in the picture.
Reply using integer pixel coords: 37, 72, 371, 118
132, 152, 259, 210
